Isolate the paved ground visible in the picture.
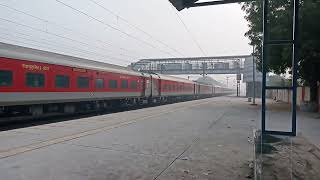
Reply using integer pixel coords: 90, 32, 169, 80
0, 96, 318, 180
260, 99, 320, 148
0, 96, 259, 180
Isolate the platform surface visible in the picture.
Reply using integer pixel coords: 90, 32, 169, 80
0, 96, 318, 180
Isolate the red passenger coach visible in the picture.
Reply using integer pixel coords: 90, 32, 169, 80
0, 43, 146, 115
160, 75, 195, 97
0, 43, 231, 117
0, 56, 144, 105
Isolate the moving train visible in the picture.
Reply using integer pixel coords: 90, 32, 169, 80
0, 42, 232, 117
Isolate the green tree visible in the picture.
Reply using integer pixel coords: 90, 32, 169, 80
242, 0, 320, 103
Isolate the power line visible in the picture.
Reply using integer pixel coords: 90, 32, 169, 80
0, 37, 124, 65
88, 0, 185, 57
0, 27, 132, 62
0, 17, 134, 64
0, 28, 132, 63
0, 34, 131, 64
55, 0, 176, 57
169, 5, 207, 56
0, 2, 142, 58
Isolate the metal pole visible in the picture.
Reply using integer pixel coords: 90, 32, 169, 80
261, 0, 269, 133
226, 77, 229, 88
291, 0, 299, 136
202, 62, 205, 77
252, 46, 256, 105
239, 80, 241, 96
236, 59, 241, 97
236, 80, 238, 96
237, 80, 239, 97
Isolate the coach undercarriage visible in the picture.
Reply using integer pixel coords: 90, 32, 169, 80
0, 94, 211, 120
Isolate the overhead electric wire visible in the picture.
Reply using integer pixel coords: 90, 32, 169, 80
0, 34, 131, 63
0, 26, 131, 61
55, 0, 176, 57
0, 17, 135, 64
0, 2, 142, 59
0, 36, 119, 64
0, 28, 132, 63
169, 5, 207, 56
88, 0, 185, 57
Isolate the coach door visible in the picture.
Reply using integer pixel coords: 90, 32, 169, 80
144, 75, 152, 98
151, 74, 161, 97
212, 85, 214, 95
158, 77, 161, 96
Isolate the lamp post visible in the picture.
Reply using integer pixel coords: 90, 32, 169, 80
226, 76, 229, 88
252, 45, 256, 105
236, 59, 241, 97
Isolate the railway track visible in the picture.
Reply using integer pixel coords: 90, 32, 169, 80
0, 100, 168, 130
0, 94, 233, 131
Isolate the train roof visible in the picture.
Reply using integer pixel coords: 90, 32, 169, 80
0, 43, 201, 84
0, 42, 142, 76
156, 74, 195, 84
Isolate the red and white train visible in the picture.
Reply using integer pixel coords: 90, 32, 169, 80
0, 43, 232, 116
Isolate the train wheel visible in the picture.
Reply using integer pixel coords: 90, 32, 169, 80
30, 105, 43, 116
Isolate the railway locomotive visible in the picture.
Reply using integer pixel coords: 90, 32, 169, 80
0, 43, 231, 117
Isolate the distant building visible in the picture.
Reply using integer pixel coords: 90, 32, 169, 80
162, 63, 182, 70
196, 76, 226, 87
214, 62, 229, 70
243, 56, 262, 98
243, 57, 291, 98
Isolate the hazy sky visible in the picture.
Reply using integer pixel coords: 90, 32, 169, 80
0, 0, 251, 67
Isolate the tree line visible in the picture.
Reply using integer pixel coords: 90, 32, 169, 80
242, 0, 320, 104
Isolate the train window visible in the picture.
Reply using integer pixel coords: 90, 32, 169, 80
130, 81, 137, 89
109, 80, 117, 88
121, 80, 128, 89
0, 70, 13, 87
26, 73, 45, 88
95, 79, 104, 89
77, 77, 89, 88
55, 75, 69, 88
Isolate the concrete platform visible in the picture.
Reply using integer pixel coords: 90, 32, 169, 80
0, 96, 318, 180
